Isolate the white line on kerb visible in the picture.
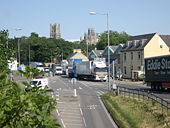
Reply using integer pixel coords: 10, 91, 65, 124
61, 118, 66, 128
99, 97, 118, 128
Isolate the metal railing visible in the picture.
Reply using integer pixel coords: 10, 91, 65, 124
115, 86, 170, 113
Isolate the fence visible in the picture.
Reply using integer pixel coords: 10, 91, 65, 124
115, 86, 170, 113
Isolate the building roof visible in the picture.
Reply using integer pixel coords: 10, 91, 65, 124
121, 33, 156, 51
67, 51, 88, 61
110, 46, 118, 52
160, 35, 170, 48
93, 50, 103, 57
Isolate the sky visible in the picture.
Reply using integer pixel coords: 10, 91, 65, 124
0, 0, 170, 41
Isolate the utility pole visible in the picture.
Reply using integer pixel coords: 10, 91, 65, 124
18, 38, 20, 66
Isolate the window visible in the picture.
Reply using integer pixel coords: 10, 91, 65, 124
124, 53, 126, 61
131, 66, 133, 70
160, 45, 163, 48
131, 52, 133, 60
124, 66, 126, 74
138, 52, 141, 59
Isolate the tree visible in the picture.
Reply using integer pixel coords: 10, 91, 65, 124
0, 30, 61, 127
0, 30, 14, 72
0, 70, 60, 127
96, 31, 130, 50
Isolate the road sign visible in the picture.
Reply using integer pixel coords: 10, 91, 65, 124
71, 78, 77, 85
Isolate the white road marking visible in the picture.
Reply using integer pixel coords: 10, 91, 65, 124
99, 97, 118, 128
80, 108, 83, 116
78, 81, 91, 89
56, 77, 71, 89
56, 109, 60, 116
79, 86, 82, 89
61, 118, 66, 128
83, 117, 87, 128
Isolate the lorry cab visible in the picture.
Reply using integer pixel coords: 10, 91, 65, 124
31, 78, 48, 89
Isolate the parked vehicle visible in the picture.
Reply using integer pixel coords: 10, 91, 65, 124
76, 60, 108, 81
30, 77, 48, 89
131, 70, 144, 81
145, 55, 170, 91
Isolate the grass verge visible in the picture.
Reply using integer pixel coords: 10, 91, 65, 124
101, 93, 170, 128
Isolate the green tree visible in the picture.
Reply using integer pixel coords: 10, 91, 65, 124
96, 31, 130, 49
0, 30, 14, 72
0, 30, 61, 127
0, 71, 60, 127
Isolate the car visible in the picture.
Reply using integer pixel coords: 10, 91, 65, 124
30, 78, 48, 89
44, 67, 50, 72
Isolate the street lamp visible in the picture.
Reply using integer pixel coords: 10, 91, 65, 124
7, 28, 22, 66
16, 29, 22, 67
89, 11, 110, 91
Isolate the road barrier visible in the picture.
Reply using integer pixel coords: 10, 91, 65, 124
115, 86, 170, 114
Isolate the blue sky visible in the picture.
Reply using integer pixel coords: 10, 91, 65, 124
0, 0, 170, 40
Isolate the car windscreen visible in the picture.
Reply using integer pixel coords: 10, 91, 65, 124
31, 81, 38, 85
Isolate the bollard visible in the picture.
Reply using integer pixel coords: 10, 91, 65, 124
74, 89, 77, 97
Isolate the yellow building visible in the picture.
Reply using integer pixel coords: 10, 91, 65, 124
121, 33, 170, 79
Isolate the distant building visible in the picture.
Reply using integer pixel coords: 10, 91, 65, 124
50, 23, 61, 39
84, 28, 98, 45
8, 58, 18, 71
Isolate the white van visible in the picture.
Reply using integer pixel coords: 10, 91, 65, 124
31, 78, 48, 89
55, 66, 63, 75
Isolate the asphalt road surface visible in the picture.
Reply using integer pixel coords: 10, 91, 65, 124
49, 76, 118, 128
48, 75, 170, 128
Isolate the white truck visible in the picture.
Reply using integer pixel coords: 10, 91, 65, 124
76, 60, 108, 81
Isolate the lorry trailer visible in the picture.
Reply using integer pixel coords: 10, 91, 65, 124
145, 54, 170, 91
76, 61, 108, 81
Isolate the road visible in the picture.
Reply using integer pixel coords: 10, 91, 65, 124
48, 75, 170, 128
49, 76, 118, 128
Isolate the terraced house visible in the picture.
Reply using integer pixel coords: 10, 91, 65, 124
121, 33, 170, 79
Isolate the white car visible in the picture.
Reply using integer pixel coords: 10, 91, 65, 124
31, 78, 48, 89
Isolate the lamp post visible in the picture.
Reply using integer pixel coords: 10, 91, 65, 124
89, 12, 110, 91
8, 28, 22, 66
86, 41, 88, 57
16, 29, 22, 67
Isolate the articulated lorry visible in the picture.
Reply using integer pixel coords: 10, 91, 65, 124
76, 60, 108, 81
68, 59, 82, 78
145, 55, 170, 91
